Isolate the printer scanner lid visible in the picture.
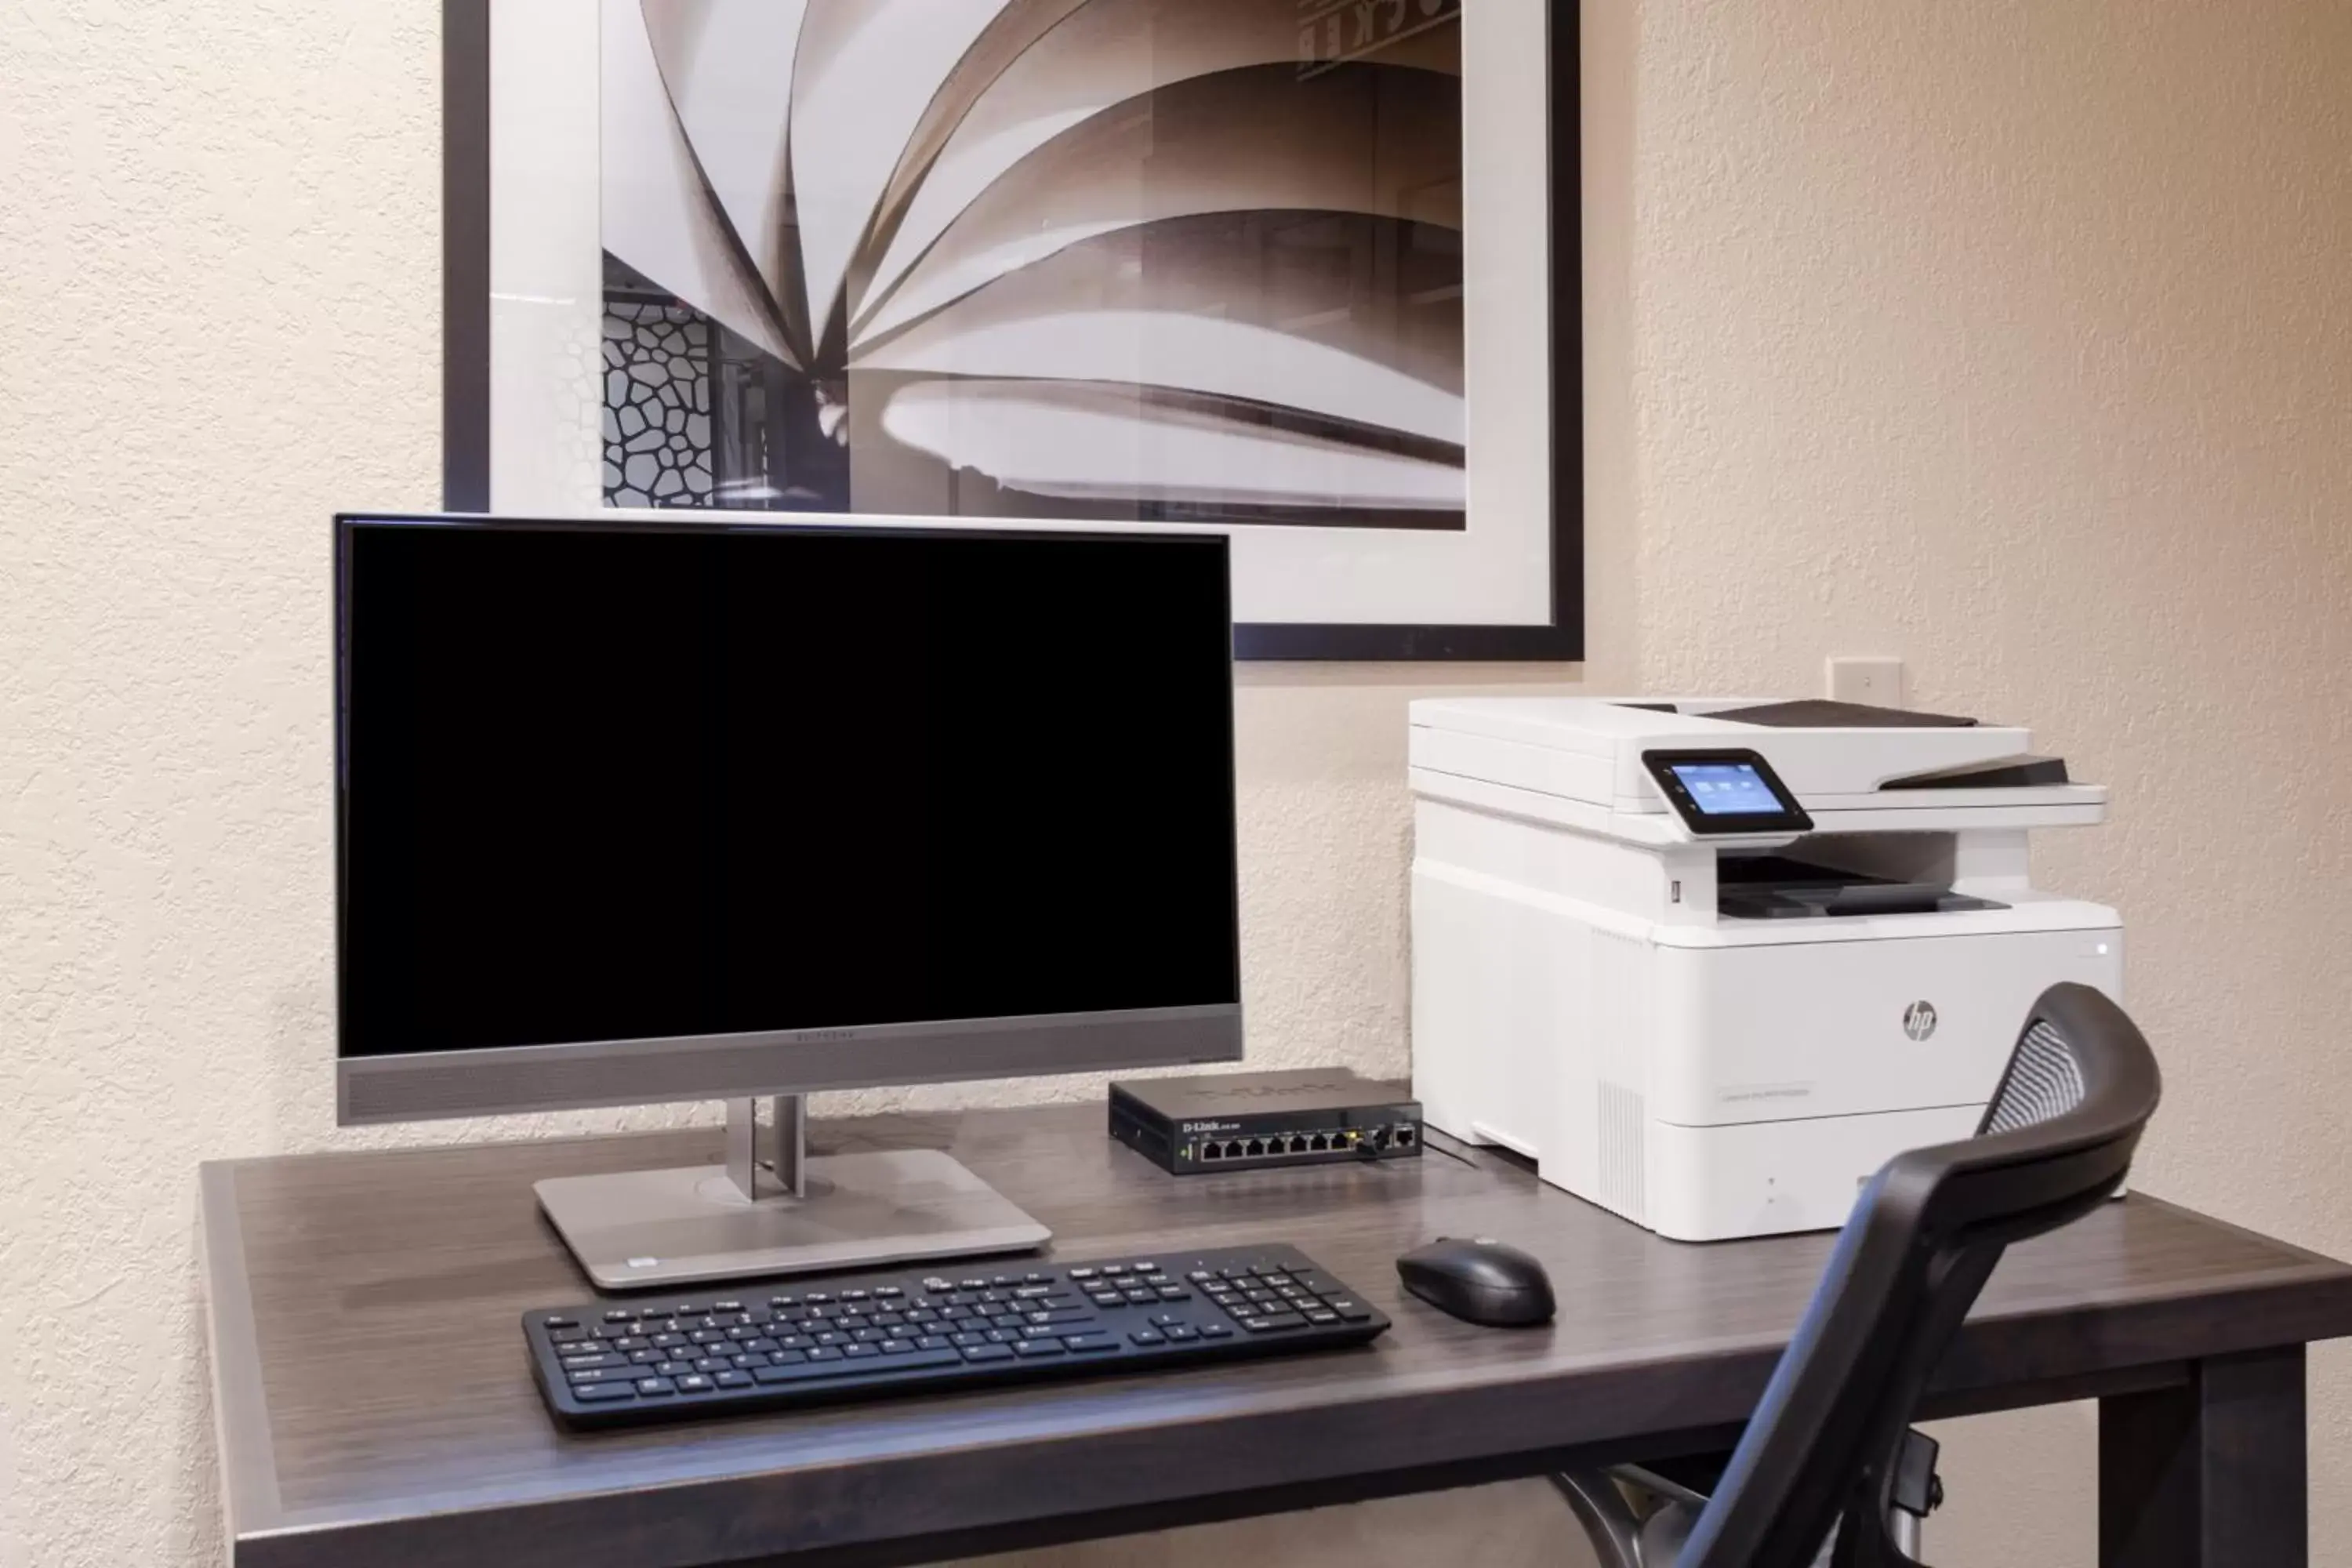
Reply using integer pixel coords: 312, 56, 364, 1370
1407, 696, 2105, 829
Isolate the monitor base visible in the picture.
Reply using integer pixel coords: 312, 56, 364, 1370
535, 1145, 1052, 1291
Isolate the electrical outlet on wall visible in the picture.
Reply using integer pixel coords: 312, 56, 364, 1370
1827, 656, 1905, 707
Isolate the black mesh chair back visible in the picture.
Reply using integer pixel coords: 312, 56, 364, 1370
1675, 983, 2162, 1568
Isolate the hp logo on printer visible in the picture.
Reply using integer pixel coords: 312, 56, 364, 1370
1903, 1001, 1940, 1042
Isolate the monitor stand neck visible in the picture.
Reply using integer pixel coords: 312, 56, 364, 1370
724, 1094, 808, 1201
532, 1096, 1053, 1290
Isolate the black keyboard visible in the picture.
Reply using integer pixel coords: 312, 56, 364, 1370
525, 1243, 1389, 1429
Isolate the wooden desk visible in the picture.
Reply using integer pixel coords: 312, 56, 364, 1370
201, 1104, 2352, 1568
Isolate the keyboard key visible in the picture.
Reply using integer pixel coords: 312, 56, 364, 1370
549, 1326, 589, 1344
1131, 1330, 1166, 1346
1165, 1325, 1200, 1342
1014, 1338, 1063, 1358
768, 1349, 808, 1367
1157, 1287, 1189, 1301
1305, 1308, 1341, 1326
1027, 1308, 1094, 1326
1240, 1312, 1307, 1333
541, 1315, 579, 1330
1200, 1323, 1236, 1339
805, 1346, 845, 1363
573, 1382, 637, 1403
754, 1358, 858, 1385
875, 1286, 905, 1299
915, 1336, 951, 1351
1324, 1298, 1375, 1322
675, 1374, 715, 1393
843, 1345, 881, 1360
1149, 1312, 1186, 1327
716, 1370, 753, 1388
691, 1357, 729, 1374
568, 1367, 637, 1385
1064, 1333, 1120, 1354
879, 1339, 915, 1355
635, 1377, 677, 1396
601, 1309, 633, 1323
561, 1352, 630, 1372
1068, 1268, 1098, 1280
960, 1344, 1015, 1363
653, 1360, 692, 1377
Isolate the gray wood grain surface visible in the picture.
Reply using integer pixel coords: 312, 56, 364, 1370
199, 1103, 2352, 1568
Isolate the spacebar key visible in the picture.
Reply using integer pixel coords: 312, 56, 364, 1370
752, 1350, 950, 1384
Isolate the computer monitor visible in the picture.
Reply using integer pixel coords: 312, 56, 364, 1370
335, 514, 1242, 1286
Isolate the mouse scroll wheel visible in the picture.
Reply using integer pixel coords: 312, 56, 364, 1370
1473, 1236, 1497, 1246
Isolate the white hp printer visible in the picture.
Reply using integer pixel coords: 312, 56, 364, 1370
1409, 696, 2122, 1241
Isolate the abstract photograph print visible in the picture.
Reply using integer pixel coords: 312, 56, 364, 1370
600, 0, 1466, 530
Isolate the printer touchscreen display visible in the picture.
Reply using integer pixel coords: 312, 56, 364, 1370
1671, 762, 1784, 815
1640, 747, 1814, 835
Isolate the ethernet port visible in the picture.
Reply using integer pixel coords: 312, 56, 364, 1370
1243, 1138, 1267, 1158
1221, 1141, 1244, 1160
1372, 1127, 1393, 1149
1287, 1135, 1308, 1154
1308, 1134, 1329, 1152
1396, 1126, 1418, 1148
1201, 1142, 1225, 1161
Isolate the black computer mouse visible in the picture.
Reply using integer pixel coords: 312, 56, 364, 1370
1396, 1236, 1555, 1327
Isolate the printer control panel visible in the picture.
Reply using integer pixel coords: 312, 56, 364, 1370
1642, 748, 1814, 837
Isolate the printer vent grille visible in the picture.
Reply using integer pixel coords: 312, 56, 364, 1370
1599, 1081, 1646, 1221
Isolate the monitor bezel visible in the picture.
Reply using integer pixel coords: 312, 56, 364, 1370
332, 511, 1244, 1127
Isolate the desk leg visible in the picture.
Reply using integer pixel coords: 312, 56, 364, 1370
2100, 1345, 2307, 1568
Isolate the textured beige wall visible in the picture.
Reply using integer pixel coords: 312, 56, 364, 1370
4, 2, 2350, 1566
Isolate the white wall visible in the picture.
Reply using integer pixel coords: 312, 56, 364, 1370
4, 2, 2350, 1565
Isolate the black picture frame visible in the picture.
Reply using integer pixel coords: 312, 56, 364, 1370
441, 2, 1581, 662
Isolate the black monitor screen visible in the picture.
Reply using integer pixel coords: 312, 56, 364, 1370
337, 520, 1239, 1058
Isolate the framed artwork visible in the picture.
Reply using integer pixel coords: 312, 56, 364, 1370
445, 0, 1580, 659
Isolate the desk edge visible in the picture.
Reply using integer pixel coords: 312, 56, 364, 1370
202, 1160, 286, 1544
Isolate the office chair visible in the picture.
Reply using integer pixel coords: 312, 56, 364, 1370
1557, 982, 2162, 1567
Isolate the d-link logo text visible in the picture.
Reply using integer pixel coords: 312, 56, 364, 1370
1902, 1001, 1940, 1042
